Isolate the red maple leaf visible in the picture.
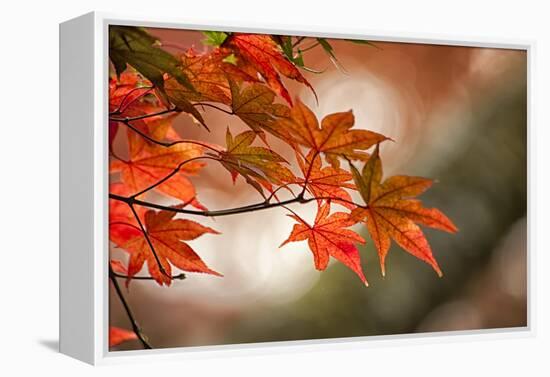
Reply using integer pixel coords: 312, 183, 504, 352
109, 208, 221, 286
109, 326, 138, 347
227, 33, 316, 105
110, 136, 206, 210
281, 203, 367, 285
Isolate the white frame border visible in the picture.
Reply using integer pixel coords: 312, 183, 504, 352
60, 11, 535, 365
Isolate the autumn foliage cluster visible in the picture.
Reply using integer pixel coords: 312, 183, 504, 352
107, 27, 457, 349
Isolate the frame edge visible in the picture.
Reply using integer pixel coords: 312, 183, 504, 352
59, 11, 97, 365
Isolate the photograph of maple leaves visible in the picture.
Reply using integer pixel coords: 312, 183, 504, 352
108, 26, 527, 351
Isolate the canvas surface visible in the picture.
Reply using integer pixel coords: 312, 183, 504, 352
106, 25, 527, 351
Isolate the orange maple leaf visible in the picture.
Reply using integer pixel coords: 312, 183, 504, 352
350, 144, 458, 276
109, 326, 137, 347
109, 71, 161, 147
110, 209, 221, 286
281, 203, 367, 285
276, 99, 389, 168
109, 71, 154, 112
164, 48, 259, 106
227, 33, 315, 105
110, 135, 206, 210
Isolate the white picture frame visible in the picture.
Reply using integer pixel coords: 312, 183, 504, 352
59, 11, 534, 365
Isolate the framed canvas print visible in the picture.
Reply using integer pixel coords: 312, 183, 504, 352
59, 12, 531, 365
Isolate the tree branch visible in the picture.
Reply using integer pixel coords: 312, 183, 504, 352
113, 193, 302, 216
109, 264, 152, 349
112, 271, 186, 281
111, 192, 366, 218
110, 107, 178, 123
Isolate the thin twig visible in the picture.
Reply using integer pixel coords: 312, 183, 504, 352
264, 182, 299, 203
110, 86, 154, 115
127, 202, 171, 279
193, 102, 234, 115
110, 107, 178, 123
299, 42, 321, 53
119, 120, 220, 153
299, 150, 320, 197
112, 271, 186, 281
311, 196, 364, 209
109, 265, 152, 349
130, 156, 218, 198
293, 36, 307, 48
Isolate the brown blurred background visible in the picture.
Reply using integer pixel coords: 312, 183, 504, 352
110, 28, 527, 350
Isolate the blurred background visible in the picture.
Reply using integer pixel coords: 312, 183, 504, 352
110, 28, 527, 350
